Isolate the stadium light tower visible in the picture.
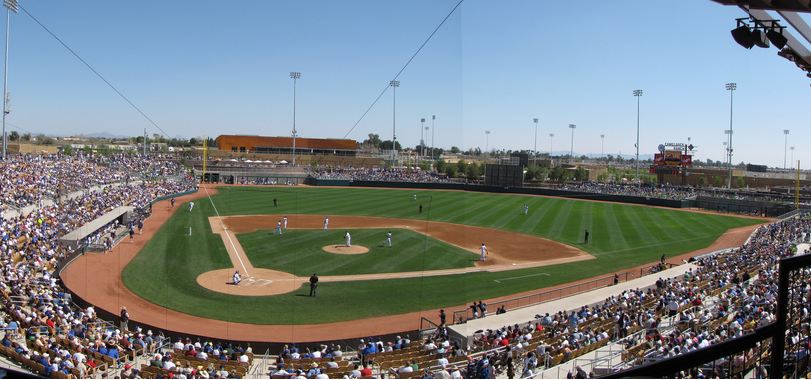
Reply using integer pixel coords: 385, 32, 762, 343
424, 125, 429, 160
289, 71, 301, 166
1, 0, 18, 161
485, 130, 490, 156
420, 118, 426, 160
600, 134, 605, 159
725, 82, 736, 189
549, 133, 554, 157
790, 146, 795, 169
633, 89, 643, 188
389, 80, 400, 160
568, 124, 576, 162
783, 129, 790, 170
532, 118, 539, 165
431, 115, 436, 160
722, 141, 727, 165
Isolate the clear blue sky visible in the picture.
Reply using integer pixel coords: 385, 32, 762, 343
6, 0, 810, 167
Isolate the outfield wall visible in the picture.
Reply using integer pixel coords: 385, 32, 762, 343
305, 178, 689, 209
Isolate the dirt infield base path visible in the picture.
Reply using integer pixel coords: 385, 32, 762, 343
60, 184, 764, 343
197, 214, 594, 296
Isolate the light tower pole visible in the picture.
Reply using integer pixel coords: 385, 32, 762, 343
722, 141, 727, 166
533, 117, 539, 166
549, 133, 554, 157
431, 115, 436, 160
389, 80, 400, 160
289, 71, 301, 166
2, 0, 18, 161
485, 130, 490, 157
725, 82, 736, 189
633, 89, 643, 188
425, 125, 429, 161
420, 118, 426, 160
600, 134, 605, 160
790, 146, 795, 169
783, 129, 790, 170
568, 124, 576, 162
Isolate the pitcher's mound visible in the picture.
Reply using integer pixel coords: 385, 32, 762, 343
323, 245, 369, 255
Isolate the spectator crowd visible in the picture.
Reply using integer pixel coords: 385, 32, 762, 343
0, 153, 808, 379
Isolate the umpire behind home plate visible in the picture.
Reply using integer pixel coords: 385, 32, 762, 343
309, 273, 319, 297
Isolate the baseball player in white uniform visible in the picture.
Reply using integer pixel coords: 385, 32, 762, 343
412, 194, 417, 202
386, 231, 393, 247
283, 216, 288, 230
323, 216, 329, 230
523, 204, 529, 215
480, 242, 489, 261
232, 270, 241, 285
345, 231, 352, 247
188, 201, 195, 212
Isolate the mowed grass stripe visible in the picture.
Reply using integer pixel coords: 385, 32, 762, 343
596, 204, 629, 252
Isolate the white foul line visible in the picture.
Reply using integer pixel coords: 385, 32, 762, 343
204, 186, 250, 276
494, 272, 550, 283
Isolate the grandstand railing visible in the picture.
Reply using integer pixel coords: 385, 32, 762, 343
602, 252, 811, 379
450, 268, 650, 324
419, 317, 441, 340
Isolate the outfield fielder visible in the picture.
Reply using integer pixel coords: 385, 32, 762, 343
345, 231, 352, 247
386, 231, 393, 247
283, 216, 288, 230
188, 201, 195, 212
323, 216, 329, 230
480, 242, 489, 261
523, 204, 529, 215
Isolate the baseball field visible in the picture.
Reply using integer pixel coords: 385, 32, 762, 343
115, 186, 763, 326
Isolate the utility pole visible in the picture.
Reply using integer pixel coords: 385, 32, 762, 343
143, 128, 148, 157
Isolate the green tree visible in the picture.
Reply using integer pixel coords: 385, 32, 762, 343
62, 145, 74, 155
713, 176, 724, 187
363, 133, 382, 148
8, 131, 19, 141
450, 146, 460, 154
379, 140, 401, 151
435, 159, 447, 174
735, 176, 746, 188
465, 162, 480, 180
574, 167, 588, 181
445, 165, 457, 178
456, 160, 467, 175
21, 133, 31, 141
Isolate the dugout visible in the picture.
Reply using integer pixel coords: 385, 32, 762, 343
60, 206, 135, 249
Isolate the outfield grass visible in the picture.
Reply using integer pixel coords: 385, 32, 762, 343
238, 228, 478, 276
121, 186, 763, 324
